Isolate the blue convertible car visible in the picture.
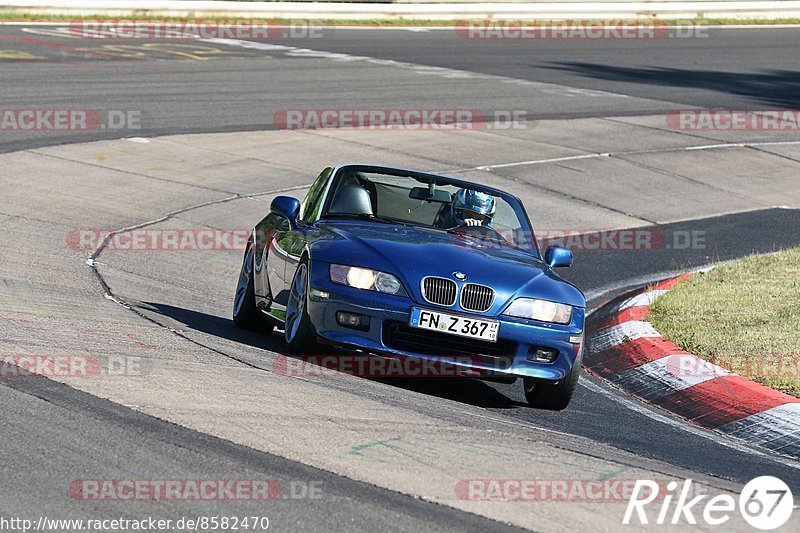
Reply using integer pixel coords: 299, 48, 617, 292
234, 165, 585, 409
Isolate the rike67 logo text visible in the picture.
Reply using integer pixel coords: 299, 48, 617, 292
624, 477, 793, 530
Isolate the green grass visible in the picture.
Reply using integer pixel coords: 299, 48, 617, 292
648, 248, 800, 396
2, 13, 800, 26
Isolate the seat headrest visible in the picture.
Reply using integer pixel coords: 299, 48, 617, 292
329, 186, 374, 216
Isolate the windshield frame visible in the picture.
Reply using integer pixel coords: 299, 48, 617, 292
317, 165, 539, 255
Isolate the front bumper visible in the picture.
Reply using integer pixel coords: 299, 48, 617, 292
306, 261, 584, 381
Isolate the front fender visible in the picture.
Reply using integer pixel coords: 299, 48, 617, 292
309, 233, 402, 275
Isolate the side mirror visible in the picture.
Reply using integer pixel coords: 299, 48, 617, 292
270, 196, 301, 229
545, 245, 573, 268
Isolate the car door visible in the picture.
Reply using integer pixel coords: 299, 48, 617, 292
265, 167, 333, 310
259, 214, 292, 310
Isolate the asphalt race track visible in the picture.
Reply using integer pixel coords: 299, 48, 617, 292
3, 25, 800, 152
1, 23, 800, 531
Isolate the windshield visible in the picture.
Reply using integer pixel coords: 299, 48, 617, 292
321, 168, 536, 251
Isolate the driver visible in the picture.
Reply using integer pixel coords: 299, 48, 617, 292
450, 189, 496, 227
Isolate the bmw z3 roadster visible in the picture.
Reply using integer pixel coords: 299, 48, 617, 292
234, 165, 585, 409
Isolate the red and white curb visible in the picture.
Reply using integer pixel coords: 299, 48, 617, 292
587, 274, 800, 458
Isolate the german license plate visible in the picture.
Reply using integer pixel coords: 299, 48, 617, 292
409, 308, 499, 342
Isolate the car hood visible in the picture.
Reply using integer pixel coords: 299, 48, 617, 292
312, 221, 584, 310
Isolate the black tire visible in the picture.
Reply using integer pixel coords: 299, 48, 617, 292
284, 257, 321, 355
523, 364, 580, 411
233, 240, 274, 334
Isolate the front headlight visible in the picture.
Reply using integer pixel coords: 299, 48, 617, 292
330, 264, 404, 295
503, 298, 572, 324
